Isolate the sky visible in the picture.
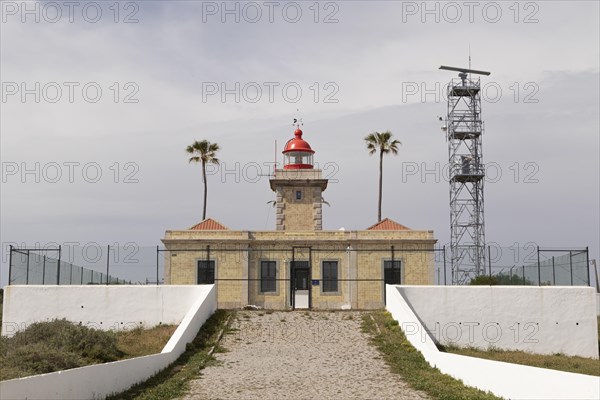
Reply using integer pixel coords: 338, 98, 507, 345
1, 0, 599, 286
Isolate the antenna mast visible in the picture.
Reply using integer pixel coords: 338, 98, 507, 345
468, 44, 472, 69
439, 64, 491, 284
274, 140, 278, 175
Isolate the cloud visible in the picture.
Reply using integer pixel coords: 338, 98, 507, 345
1, 1, 598, 285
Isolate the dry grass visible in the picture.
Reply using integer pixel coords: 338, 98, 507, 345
442, 345, 600, 377
116, 325, 177, 358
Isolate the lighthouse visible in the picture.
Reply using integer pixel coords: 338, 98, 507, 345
164, 121, 437, 309
270, 127, 328, 231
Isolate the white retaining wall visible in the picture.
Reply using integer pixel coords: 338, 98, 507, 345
398, 285, 598, 358
386, 285, 600, 400
0, 285, 217, 400
1, 285, 210, 336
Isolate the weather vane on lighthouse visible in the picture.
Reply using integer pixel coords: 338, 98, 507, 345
293, 109, 303, 129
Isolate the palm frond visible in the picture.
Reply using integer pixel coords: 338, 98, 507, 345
365, 133, 380, 155
365, 131, 401, 156
186, 140, 220, 163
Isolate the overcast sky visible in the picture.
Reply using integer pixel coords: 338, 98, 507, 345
1, 1, 598, 286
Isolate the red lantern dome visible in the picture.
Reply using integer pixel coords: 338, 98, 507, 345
283, 128, 314, 170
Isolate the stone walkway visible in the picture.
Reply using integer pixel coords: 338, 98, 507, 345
182, 311, 429, 400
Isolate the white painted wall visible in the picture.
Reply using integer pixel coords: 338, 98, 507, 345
162, 287, 217, 355
2, 285, 210, 336
0, 285, 217, 400
596, 293, 600, 316
386, 285, 600, 400
398, 285, 599, 359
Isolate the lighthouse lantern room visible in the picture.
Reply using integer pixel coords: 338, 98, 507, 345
283, 128, 314, 169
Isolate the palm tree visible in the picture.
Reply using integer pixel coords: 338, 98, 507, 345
186, 140, 220, 220
365, 131, 401, 222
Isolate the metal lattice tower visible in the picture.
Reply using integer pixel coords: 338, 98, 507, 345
440, 65, 490, 284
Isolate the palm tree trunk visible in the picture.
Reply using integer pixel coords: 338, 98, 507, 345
378, 150, 383, 222
202, 160, 207, 220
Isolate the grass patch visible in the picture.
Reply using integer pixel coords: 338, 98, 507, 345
0, 319, 177, 381
442, 345, 600, 377
107, 309, 232, 400
362, 311, 500, 400
117, 325, 178, 359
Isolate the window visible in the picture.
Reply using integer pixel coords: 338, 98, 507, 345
296, 190, 302, 200
260, 261, 277, 293
384, 260, 401, 285
322, 261, 338, 293
197, 260, 215, 284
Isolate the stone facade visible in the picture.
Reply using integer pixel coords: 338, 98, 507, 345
162, 229, 436, 309
270, 169, 327, 231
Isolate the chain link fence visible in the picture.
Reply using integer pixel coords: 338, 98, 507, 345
7, 244, 592, 288
7, 245, 156, 285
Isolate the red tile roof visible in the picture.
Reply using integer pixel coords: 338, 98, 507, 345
189, 218, 229, 230
366, 218, 410, 231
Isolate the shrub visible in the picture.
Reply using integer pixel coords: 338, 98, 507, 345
0, 319, 123, 380
469, 273, 533, 285
469, 275, 499, 285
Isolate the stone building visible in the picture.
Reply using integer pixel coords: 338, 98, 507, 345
163, 127, 436, 309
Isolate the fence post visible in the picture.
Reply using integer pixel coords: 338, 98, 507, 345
291, 247, 295, 309
57, 245, 62, 285
8, 245, 13, 285
488, 245, 492, 278
156, 245, 160, 286
26, 250, 30, 285
443, 245, 447, 286
106, 245, 111, 286
585, 247, 590, 286
70, 264, 73, 285
522, 265, 525, 283
552, 256, 556, 285
42, 255, 46, 285
391, 245, 395, 289
569, 251, 573, 286
308, 247, 313, 309
207, 245, 211, 284
537, 246, 541, 286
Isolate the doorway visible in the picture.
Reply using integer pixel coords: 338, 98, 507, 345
290, 247, 311, 309
292, 263, 309, 309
